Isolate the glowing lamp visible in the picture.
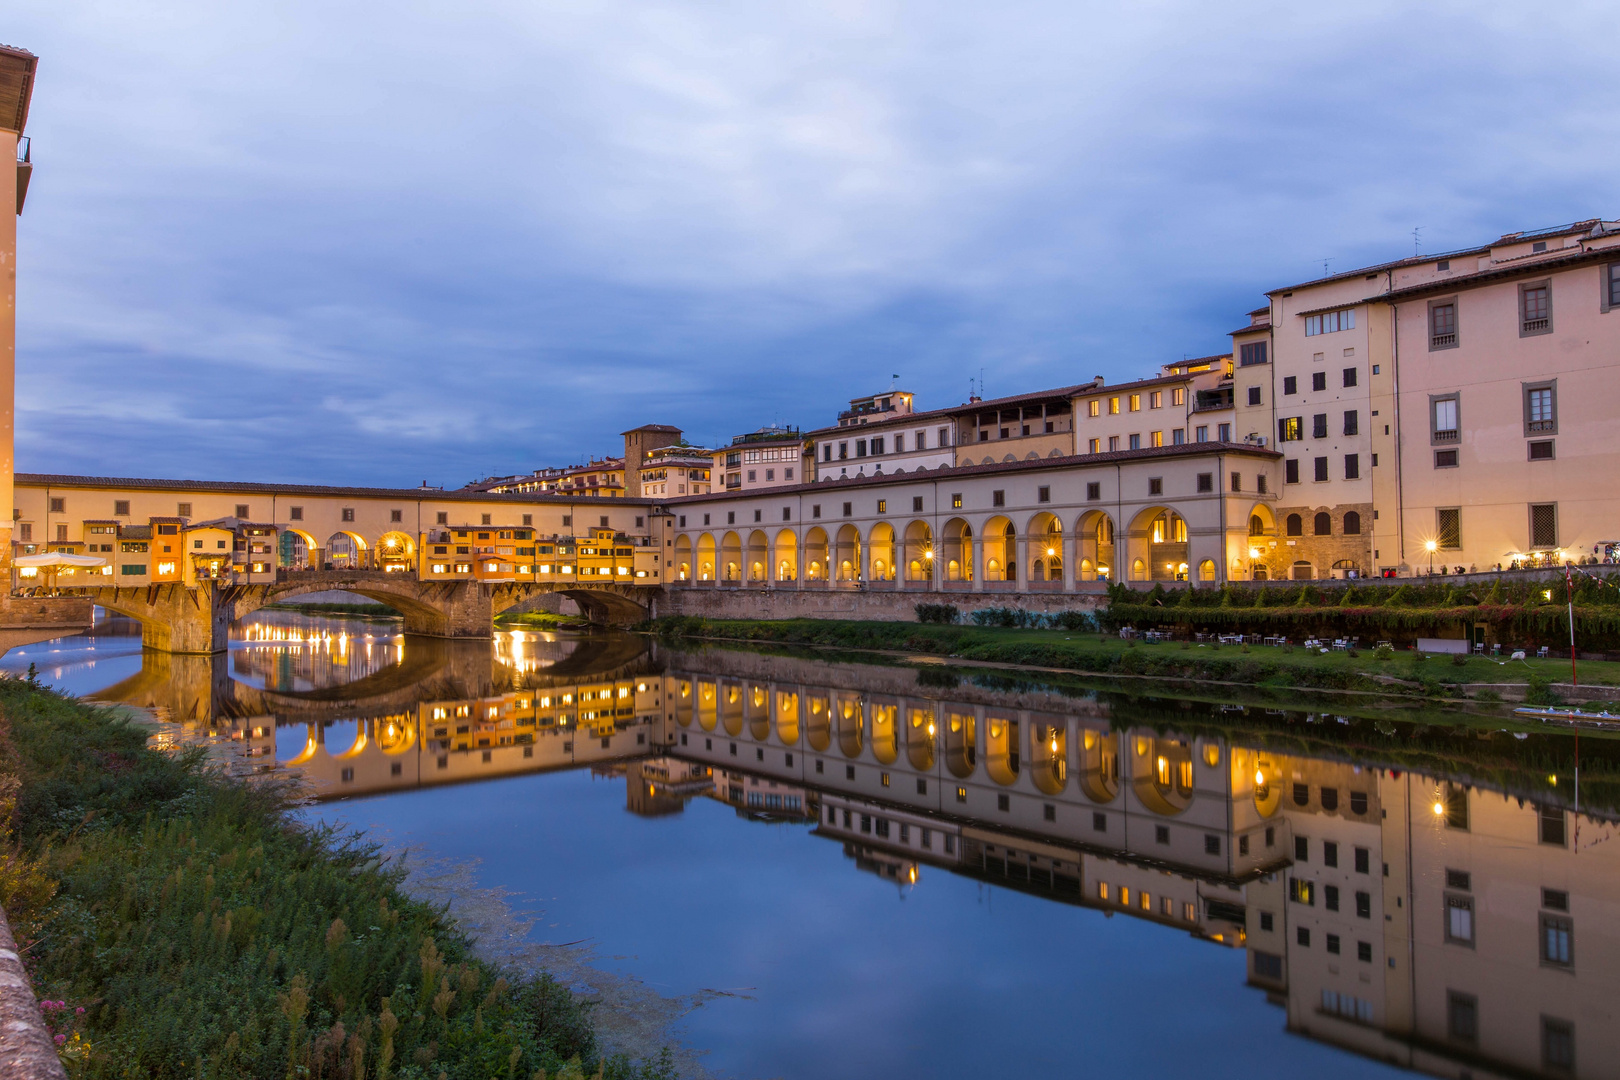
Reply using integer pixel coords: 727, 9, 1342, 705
1425, 540, 1438, 552
1432, 801, 1446, 816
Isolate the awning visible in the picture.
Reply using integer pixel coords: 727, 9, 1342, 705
15, 552, 107, 568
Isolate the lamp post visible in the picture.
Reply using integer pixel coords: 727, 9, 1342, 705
1425, 539, 1437, 575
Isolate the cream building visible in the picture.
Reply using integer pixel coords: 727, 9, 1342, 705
714, 426, 806, 492
1, 46, 37, 572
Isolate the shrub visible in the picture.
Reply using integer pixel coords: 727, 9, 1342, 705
1055, 610, 1099, 632
914, 603, 960, 625
1450, 653, 1469, 667
1373, 643, 1395, 661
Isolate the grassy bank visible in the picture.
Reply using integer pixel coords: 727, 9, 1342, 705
0, 676, 674, 1080
262, 601, 403, 618
494, 612, 589, 629
642, 616, 1620, 698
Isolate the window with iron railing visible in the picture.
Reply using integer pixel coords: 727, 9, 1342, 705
1430, 301, 1458, 349
1432, 397, 1459, 443
1521, 283, 1551, 335
1525, 384, 1556, 434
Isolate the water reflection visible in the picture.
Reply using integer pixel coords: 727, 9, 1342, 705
18, 614, 1620, 1080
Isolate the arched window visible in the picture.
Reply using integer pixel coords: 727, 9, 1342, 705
1198, 559, 1216, 581
1286, 514, 1303, 537
1314, 512, 1332, 536
1343, 511, 1361, 535
1249, 514, 1264, 537
1291, 560, 1314, 580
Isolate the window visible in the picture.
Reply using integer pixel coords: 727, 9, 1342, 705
1608, 262, 1620, 311
1429, 299, 1458, 349
1314, 512, 1331, 536
1313, 457, 1328, 482
1351, 792, 1369, 816
1150, 391, 1162, 408
1311, 372, 1327, 393
1128, 434, 1141, 450
341, 508, 355, 522
1086, 482, 1101, 501
1530, 503, 1558, 548
1088, 399, 1101, 417
1279, 417, 1302, 441
1431, 395, 1459, 442
1217, 423, 1231, 441
1172, 387, 1185, 406
1311, 413, 1327, 439
1037, 486, 1050, 503
1129, 394, 1141, 412
1305, 309, 1355, 336
1290, 878, 1314, 905
1435, 449, 1458, 468
1229, 472, 1240, 492
1285, 459, 1300, 485
1239, 341, 1267, 366
1150, 430, 1163, 447
1541, 914, 1573, 968
754, 509, 762, 522
1283, 376, 1297, 396
727, 511, 735, 525
1171, 428, 1185, 445
1109, 397, 1120, 415
842, 502, 852, 516
1148, 478, 1162, 496
234, 503, 250, 519
1432, 507, 1462, 550
1344, 454, 1359, 480
1197, 473, 1213, 493
113, 499, 130, 516
1257, 475, 1268, 493
1342, 367, 1357, 387
390, 509, 403, 523
1247, 386, 1262, 406
992, 490, 1005, 507
1520, 281, 1552, 335
1286, 514, 1302, 537
1447, 991, 1478, 1043
48, 497, 64, 514
913, 496, 924, 512
1195, 425, 1208, 442
176, 502, 192, 518
1324, 884, 1339, 910
1542, 1017, 1575, 1074
1529, 440, 1555, 461
1088, 437, 1102, 453
1343, 510, 1361, 534
1295, 836, 1309, 860
1524, 382, 1557, 435
1343, 410, 1358, 436
951, 493, 962, 508
1539, 804, 1567, 846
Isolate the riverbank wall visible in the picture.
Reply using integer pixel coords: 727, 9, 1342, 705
661, 585, 1104, 622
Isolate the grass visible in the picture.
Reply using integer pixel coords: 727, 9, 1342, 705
262, 602, 404, 619
0, 675, 676, 1080
642, 616, 1620, 695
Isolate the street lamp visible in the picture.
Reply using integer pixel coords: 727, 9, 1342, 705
1425, 539, 1438, 575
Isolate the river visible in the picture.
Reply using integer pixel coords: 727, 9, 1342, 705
5, 609, 1614, 1080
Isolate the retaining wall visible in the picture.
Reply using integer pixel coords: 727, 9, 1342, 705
661, 586, 1105, 622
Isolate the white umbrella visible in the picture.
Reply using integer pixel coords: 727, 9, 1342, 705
14, 552, 107, 568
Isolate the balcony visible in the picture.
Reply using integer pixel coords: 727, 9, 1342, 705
15, 136, 30, 214
1431, 333, 1456, 348
1193, 387, 1234, 412
1527, 419, 1556, 433
1522, 318, 1549, 334
1433, 429, 1459, 442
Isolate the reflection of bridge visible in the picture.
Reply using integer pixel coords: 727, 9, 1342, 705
76, 569, 656, 653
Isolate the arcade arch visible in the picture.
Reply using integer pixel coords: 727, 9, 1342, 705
696, 534, 716, 581
773, 530, 798, 581
746, 530, 768, 582
804, 527, 829, 582
869, 523, 896, 582
1076, 510, 1115, 581
942, 518, 973, 582
983, 516, 1015, 582
1027, 512, 1063, 582
721, 532, 742, 582
903, 520, 933, 581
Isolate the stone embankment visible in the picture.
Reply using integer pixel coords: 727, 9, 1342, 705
0, 905, 64, 1080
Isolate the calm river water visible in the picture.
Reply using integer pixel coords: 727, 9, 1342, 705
7, 610, 1616, 1080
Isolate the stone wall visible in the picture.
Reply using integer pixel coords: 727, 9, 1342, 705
1257, 500, 1373, 580
660, 585, 1104, 623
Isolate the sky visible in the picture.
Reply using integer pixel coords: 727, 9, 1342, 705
9, 1, 1618, 488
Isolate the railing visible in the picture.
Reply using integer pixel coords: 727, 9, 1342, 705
16, 136, 28, 164
1527, 419, 1555, 433
1431, 333, 1456, 348
1433, 429, 1460, 442
1522, 318, 1549, 333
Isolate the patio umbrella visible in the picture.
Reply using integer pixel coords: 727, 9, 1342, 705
13, 551, 108, 592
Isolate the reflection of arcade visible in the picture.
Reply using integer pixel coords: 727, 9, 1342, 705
657, 652, 1620, 1080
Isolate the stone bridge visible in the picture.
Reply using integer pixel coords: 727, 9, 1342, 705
72, 570, 661, 653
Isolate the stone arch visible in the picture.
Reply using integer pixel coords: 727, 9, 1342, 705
747, 530, 769, 581
986, 715, 1020, 785
748, 682, 769, 740
903, 520, 934, 581
1077, 727, 1119, 803
720, 682, 744, 736
675, 679, 693, 726
836, 694, 863, 757
279, 527, 317, 570
945, 710, 977, 777
776, 690, 800, 744
696, 533, 716, 580
1027, 512, 1063, 582
942, 518, 973, 582
907, 706, 935, 771
697, 681, 717, 731
1198, 558, 1216, 582
1076, 510, 1115, 581
773, 529, 798, 581
868, 522, 896, 581
982, 516, 1015, 582
835, 524, 861, 581
870, 702, 898, 764
1127, 505, 1189, 582
377, 531, 416, 572
721, 532, 743, 582
674, 535, 692, 580
1029, 718, 1067, 795
805, 694, 831, 751
1131, 734, 1194, 815
326, 531, 369, 570
804, 527, 829, 582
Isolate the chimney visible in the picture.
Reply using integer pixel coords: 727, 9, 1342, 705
1093, 375, 1105, 387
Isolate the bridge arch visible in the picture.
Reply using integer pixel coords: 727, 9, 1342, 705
280, 527, 318, 570
326, 531, 370, 571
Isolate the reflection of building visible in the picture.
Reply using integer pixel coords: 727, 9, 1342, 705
622, 757, 714, 816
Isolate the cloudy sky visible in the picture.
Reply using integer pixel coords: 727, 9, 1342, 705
9, 1, 1617, 487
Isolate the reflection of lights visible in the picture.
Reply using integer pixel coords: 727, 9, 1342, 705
1255, 769, 1266, 786
926, 722, 936, 737
908, 866, 918, 884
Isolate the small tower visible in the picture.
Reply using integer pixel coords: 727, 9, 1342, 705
621, 425, 683, 497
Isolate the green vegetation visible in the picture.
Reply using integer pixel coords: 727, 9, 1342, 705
1100, 576, 1620, 648
494, 612, 590, 629
642, 615, 1620, 694
263, 601, 403, 618
0, 676, 674, 1080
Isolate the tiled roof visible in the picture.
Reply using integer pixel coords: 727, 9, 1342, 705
16, 473, 658, 505
664, 440, 1278, 504
1377, 244, 1620, 303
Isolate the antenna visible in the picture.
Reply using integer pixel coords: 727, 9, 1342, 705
1320, 257, 1332, 275
1412, 226, 1424, 256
